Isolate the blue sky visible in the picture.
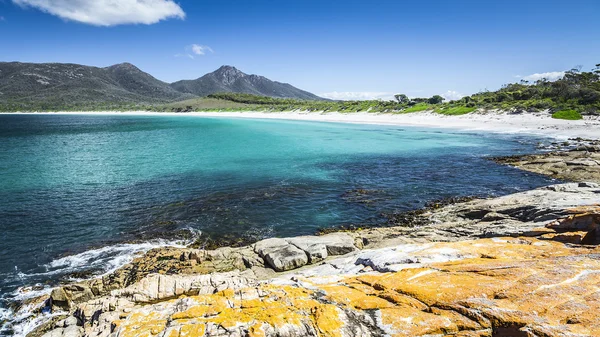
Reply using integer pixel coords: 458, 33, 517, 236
1, 0, 599, 100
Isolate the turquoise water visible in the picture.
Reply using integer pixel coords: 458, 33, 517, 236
0, 114, 554, 330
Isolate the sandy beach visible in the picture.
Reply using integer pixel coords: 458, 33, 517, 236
10, 110, 600, 140
188, 110, 600, 140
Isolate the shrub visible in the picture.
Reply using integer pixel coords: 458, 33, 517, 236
551, 109, 583, 120
436, 106, 476, 115
402, 103, 430, 113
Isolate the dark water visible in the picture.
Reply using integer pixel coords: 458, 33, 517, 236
0, 114, 555, 332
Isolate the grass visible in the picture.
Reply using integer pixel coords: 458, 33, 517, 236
436, 106, 476, 115
551, 109, 583, 120
159, 98, 252, 111
402, 103, 430, 113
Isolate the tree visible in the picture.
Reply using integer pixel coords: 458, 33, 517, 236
428, 95, 444, 104
394, 94, 409, 104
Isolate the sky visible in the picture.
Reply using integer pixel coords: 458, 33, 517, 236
0, 0, 599, 100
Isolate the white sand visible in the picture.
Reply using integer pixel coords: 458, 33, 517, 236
8, 110, 600, 140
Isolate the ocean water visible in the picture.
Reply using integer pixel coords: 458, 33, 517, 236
0, 114, 555, 333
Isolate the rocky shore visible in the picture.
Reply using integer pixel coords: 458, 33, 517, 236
492, 139, 600, 184
12, 143, 600, 337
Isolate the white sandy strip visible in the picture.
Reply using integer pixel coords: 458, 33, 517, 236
8, 110, 600, 140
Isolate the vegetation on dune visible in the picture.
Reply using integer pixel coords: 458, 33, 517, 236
152, 63, 600, 116
551, 109, 583, 120
1, 63, 598, 117
402, 103, 430, 113
435, 106, 476, 115
160, 97, 252, 112
455, 64, 600, 115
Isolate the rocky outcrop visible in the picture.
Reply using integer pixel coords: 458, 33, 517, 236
546, 205, 600, 244
24, 183, 600, 337
493, 141, 600, 183
44, 183, 600, 312
41, 235, 600, 337
349, 182, 600, 248
110, 272, 256, 304
47, 233, 359, 311
254, 233, 358, 271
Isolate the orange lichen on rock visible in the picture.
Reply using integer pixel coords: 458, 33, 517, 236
111, 237, 600, 337
378, 307, 462, 336
547, 205, 600, 231
546, 205, 600, 244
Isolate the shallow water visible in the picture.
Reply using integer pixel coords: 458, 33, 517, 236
0, 114, 555, 332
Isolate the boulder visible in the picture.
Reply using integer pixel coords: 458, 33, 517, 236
50, 284, 94, 311
254, 238, 309, 272
263, 245, 308, 272
313, 233, 358, 255
286, 233, 357, 263
286, 238, 328, 263
254, 234, 358, 271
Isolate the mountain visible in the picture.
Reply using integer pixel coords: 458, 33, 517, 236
170, 65, 323, 100
0, 62, 192, 108
0, 62, 323, 110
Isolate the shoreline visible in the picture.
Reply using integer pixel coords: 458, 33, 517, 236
3, 112, 600, 336
17, 180, 600, 337
4, 110, 600, 140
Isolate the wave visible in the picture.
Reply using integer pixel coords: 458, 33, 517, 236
1, 229, 200, 337
44, 239, 188, 278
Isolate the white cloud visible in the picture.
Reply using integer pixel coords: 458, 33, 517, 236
175, 44, 214, 60
12, 0, 185, 26
0, 16, 5, 21
518, 71, 565, 82
440, 90, 465, 101
320, 91, 395, 101
190, 44, 213, 56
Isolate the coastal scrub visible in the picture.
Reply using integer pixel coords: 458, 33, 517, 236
435, 106, 476, 115
552, 109, 583, 120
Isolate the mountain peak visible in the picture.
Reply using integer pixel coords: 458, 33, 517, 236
106, 62, 140, 71
216, 65, 238, 71
210, 65, 246, 85
169, 64, 324, 100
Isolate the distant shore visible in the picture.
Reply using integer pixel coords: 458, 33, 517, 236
6, 110, 600, 140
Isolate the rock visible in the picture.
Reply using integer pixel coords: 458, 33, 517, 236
566, 158, 599, 166
23, 183, 600, 337
286, 233, 357, 263
286, 238, 328, 263
547, 214, 599, 231
49, 285, 94, 311
254, 238, 310, 271
545, 206, 600, 234
253, 233, 358, 271
104, 237, 600, 337
41, 325, 83, 337
50, 288, 70, 310
480, 211, 510, 222
62, 325, 83, 337
256, 240, 308, 272
42, 329, 64, 337
493, 150, 600, 183
63, 316, 78, 327
314, 233, 358, 255
111, 271, 256, 303
253, 238, 289, 255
